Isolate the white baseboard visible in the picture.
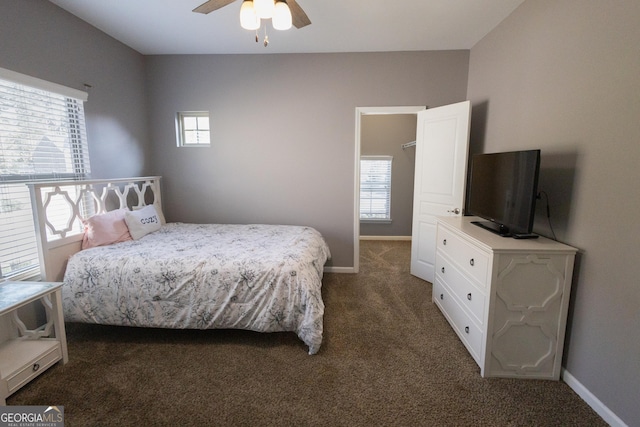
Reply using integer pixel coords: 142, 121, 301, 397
562, 368, 628, 427
323, 266, 356, 274
360, 236, 412, 241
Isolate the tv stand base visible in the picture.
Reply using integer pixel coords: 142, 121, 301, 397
512, 233, 539, 239
470, 220, 511, 237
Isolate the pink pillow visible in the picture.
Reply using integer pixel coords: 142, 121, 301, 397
82, 208, 133, 249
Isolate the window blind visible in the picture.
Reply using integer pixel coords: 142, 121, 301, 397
360, 156, 392, 220
0, 72, 90, 280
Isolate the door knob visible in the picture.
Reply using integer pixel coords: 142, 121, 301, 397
447, 208, 460, 214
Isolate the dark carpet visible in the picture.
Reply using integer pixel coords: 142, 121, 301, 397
7, 240, 606, 426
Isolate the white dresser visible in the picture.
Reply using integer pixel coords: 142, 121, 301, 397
433, 216, 577, 380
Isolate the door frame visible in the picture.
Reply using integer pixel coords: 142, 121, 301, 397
353, 106, 426, 273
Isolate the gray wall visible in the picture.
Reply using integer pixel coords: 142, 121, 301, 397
145, 52, 469, 267
8, 1, 635, 423
0, 0, 150, 179
467, 1, 640, 424
360, 114, 416, 237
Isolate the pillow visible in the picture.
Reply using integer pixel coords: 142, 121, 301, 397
82, 208, 132, 249
131, 203, 166, 224
153, 203, 167, 225
124, 204, 162, 240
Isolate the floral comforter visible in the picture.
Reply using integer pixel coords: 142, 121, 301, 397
62, 223, 331, 354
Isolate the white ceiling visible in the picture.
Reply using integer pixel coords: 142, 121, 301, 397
49, 0, 525, 55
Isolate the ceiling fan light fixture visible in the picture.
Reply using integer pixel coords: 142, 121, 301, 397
272, 1, 292, 30
254, 0, 275, 19
240, 0, 260, 30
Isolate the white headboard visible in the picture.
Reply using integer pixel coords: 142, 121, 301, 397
27, 176, 162, 282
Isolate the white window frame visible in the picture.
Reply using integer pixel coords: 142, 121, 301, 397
0, 67, 90, 280
176, 111, 211, 147
359, 155, 393, 223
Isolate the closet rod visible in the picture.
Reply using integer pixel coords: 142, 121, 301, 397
402, 141, 416, 149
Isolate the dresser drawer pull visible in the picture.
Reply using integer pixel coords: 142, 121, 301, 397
467, 293, 472, 301
469, 258, 475, 266
440, 294, 444, 300
32, 363, 40, 372
464, 326, 469, 334
443, 239, 447, 245
441, 267, 445, 274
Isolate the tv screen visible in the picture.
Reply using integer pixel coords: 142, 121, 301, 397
467, 149, 541, 237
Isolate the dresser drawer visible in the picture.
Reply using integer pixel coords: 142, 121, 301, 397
437, 224, 490, 287
435, 253, 486, 325
433, 279, 483, 364
3, 341, 61, 394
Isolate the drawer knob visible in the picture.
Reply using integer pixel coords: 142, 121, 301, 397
464, 326, 470, 334
440, 293, 444, 300
467, 293, 472, 301
443, 239, 447, 245
32, 363, 40, 372
441, 267, 445, 273
469, 258, 475, 267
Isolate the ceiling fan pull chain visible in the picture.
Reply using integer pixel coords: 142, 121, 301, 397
264, 26, 269, 47
255, 29, 259, 43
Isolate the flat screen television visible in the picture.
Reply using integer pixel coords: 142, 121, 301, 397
467, 149, 541, 237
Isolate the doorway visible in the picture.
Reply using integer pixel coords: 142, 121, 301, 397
353, 106, 426, 273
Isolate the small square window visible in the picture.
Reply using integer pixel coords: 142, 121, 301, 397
176, 112, 210, 147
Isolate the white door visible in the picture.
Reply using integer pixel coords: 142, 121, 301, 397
410, 101, 471, 282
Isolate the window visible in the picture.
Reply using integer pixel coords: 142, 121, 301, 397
176, 112, 210, 147
360, 156, 392, 221
0, 67, 90, 280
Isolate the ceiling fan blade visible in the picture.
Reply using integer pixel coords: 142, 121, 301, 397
287, 0, 311, 28
193, 0, 237, 14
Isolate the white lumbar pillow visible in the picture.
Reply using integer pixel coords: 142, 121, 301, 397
124, 204, 162, 240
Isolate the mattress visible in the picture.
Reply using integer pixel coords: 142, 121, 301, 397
62, 222, 331, 354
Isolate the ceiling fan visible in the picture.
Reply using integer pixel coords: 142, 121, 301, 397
193, 0, 311, 29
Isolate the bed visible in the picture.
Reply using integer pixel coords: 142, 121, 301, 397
28, 177, 331, 354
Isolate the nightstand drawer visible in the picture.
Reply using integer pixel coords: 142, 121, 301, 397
437, 225, 489, 286
3, 341, 61, 394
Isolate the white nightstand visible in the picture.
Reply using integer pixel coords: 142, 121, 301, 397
0, 281, 68, 405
